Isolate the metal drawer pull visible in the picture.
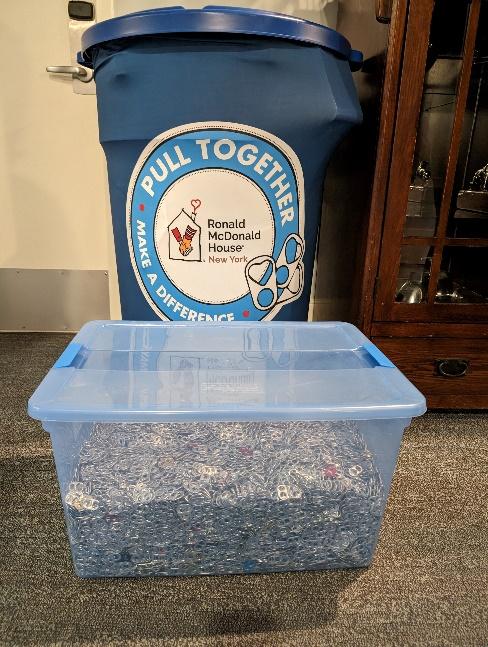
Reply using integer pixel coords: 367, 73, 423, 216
436, 358, 469, 378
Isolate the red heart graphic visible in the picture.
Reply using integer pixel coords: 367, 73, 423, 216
191, 199, 201, 212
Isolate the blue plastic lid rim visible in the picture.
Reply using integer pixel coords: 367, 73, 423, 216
79, 6, 363, 70
28, 321, 427, 423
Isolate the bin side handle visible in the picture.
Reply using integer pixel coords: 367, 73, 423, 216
54, 343, 83, 368
363, 341, 395, 368
349, 49, 363, 72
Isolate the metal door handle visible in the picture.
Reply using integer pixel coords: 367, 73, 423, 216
46, 65, 93, 83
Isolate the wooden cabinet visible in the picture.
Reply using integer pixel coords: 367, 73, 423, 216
357, 0, 488, 408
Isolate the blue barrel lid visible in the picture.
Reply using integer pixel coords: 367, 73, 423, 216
79, 5, 362, 70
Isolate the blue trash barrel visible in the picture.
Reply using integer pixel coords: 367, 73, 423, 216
80, 6, 362, 322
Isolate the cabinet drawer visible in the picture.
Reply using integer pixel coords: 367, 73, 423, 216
372, 337, 488, 409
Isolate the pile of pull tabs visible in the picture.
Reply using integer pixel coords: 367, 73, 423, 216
64, 420, 385, 577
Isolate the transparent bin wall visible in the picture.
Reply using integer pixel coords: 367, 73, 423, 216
44, 417, 408, 578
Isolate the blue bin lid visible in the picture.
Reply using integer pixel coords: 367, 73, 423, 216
79, 5, 363, 70
28, 321, 425, 423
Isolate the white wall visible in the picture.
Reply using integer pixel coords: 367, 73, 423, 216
113, 0, 338, 25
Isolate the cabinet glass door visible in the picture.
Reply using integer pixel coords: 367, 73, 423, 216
374, 0, 487, 321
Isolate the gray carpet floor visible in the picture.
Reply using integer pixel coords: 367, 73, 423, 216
1, 333, 487, 647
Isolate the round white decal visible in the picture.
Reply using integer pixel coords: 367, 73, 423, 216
155, 169, 275, 304
127, 122, 305, 321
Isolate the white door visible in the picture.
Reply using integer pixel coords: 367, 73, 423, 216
0, 0, 121, 329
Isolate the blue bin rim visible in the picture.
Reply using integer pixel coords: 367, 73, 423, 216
79, 5, 363, 70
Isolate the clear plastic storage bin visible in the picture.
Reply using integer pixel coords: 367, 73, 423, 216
28, 321, 425, 578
